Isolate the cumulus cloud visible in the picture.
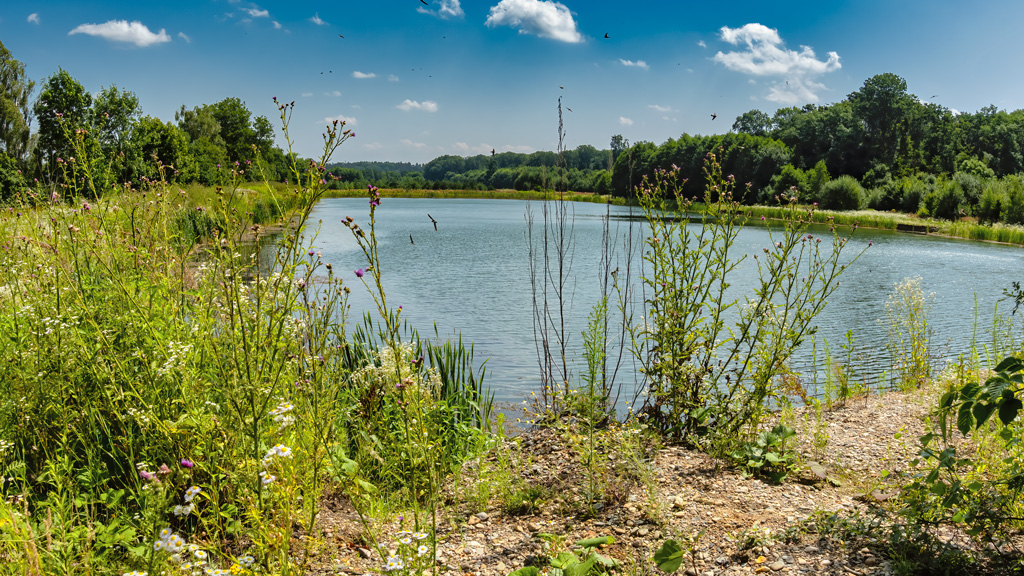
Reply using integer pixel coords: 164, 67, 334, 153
27, 13, 40, 25
324, 115, 357, 126
618, 116, 633, 126
309, 12, 327, 26
713, 23, 840, 105
324, 90, 342, 97
178, 32, 191, 43
243, 7, 268, 18
698, 39, 706, 48
352, 71, 376, 79
648, 104, 674, 113
69, 20, 171, 47
401, 138, 428, 149
388, 74, 400, 82
418, 0, 465, 19
485, 0, 582, 44
396, 99, 438, 112
619, 59, 649, 70
272, 20, 282, 29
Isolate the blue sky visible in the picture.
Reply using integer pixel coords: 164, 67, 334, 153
4, 1, 1024, 164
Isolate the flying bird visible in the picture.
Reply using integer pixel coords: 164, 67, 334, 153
420, 0, 429, 4
427, 214, 438, 231
491, 148, 495, 155
560, 86, 564, 89
604, 33, 609, 39
566, 107, 573, 112
338, 34, 344, 38
711, 113, 717, 120
410, 234, 415, 245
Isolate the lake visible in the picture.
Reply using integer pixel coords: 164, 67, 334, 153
294, 197, 1024, 407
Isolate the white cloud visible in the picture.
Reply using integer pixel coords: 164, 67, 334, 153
323, 90, 342, 97
418, 0, 465, 19
272, 21, 282, 29
485, 0, 583, 44
363, 142, 384, 151
697, 39, 706, 48
301, 92, 313, 97
396, 99, 438, 112
324, 115, 357, 127
352, 71, 376, 79
388, 74, 400, 82
453, 142, 493, 154
648, 104, 674, 113
619, 59, 649, 70
309, 12, 327, 26
27, 13, 40, 25
68, 20, 171, 47
401, 138, 428, 149
243, 7, 268, 18
618, 116, 633, 126
178, 31, 191, 43
503, 144, 533, 153
713, 23, 840, 105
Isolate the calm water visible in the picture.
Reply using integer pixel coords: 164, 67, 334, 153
297, 198, 1024, 405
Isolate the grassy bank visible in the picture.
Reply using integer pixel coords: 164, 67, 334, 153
322, 187, 624, 204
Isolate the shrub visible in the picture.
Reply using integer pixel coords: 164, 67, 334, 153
819, 175, 864, 210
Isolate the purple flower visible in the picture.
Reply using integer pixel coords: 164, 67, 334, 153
180, 458, 194, 468
308, 249, 316, 257
139, 469, 155, 481
355, 268, 365, 278
868, 241, 873, 247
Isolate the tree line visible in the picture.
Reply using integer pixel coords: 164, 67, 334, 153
0, 40, 294, 199
5, 35, 1024, 224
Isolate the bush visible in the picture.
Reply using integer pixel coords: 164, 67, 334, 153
818, 175, 864, 210
924, 180, 966, 220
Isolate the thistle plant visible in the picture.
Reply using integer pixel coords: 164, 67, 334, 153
629, 152, 864, 452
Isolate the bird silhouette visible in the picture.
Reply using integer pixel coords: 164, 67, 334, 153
566, 107, 573, 112
604, 33, 609, 39
560, 86, 564, 89
711, 113, 717, 120
338, 34, 344, 38
931, 94, 939, 99
427, 214, 438, 231
420, 0, 428, 4
491, 148, 495, 156
410, 234, 415, 244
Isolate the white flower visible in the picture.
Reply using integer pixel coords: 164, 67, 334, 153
417, 544, 429, 557
184, 485, 201, 502
194, 549, 208, 560
384, 556, 404, 571
412, 531, 428, 540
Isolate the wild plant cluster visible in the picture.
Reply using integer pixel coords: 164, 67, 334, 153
0, 102, 490, 575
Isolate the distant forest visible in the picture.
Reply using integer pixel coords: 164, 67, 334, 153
3, 37, 1024, 225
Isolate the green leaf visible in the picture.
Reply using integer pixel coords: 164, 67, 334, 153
551, 552, 579, 570
994, 356, 1024, 374
999, 397, 1022, 426
653, 539, 685, 573
929, 481, 947, 496
765, 452, 781, 464
509, 568, 540, 576
972, 402, 996, 428
957, 402, 975, 435
939, 391, 957, 410
960, 382, 981, 400
564, 555, 597, 576
575, 536, 614, 549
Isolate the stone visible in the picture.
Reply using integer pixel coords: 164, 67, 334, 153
476, 512, 490, 520
527, 522, 542, 532
769, 561, 785, 571
715, 556, 729, 566
357, 548, 372, 559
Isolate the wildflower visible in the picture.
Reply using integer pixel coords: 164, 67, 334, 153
123, 572, 148, 576
868, 241, 873, 247
355, 268, 365, 278
139, 469, 156, 481
239, 555, 255, 567
158, 463, 172, 475
159, 527, 173, 540
384, 556, 405, 571
153, 540, 166, 552
260, 471, 277, 485
180, 458, 194, 468
194, 549, 208, 561
398, 536, 413, 545
412, 531, 428, 540
173, 504, 194, 517
417, 544, 429, 557
166, 533, 186, 553
184, 486, 201, 502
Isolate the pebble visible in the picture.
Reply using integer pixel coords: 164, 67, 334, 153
716, 556, 729, 566
527, 522, 542, 532
769, 560, 785, 571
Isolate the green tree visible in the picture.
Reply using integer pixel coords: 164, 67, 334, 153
208, 97, 258, 163
127, 116, 196, 183
0, 40, 34, 163
92, 85, 141, 181
610, 134, 627, 162
732, 109, 773, 136
33, 68, 93, 178
848, 73, 916, 169
423, 154, 466, 181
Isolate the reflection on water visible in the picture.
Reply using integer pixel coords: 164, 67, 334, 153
268, 198, 1024, 406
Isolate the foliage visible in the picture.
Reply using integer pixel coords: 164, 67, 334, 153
729, 424, 799, 482
0, 39, 34, 162
628, 152, 861, 450
818, 175, 863, 210
509, 534, 619, 576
